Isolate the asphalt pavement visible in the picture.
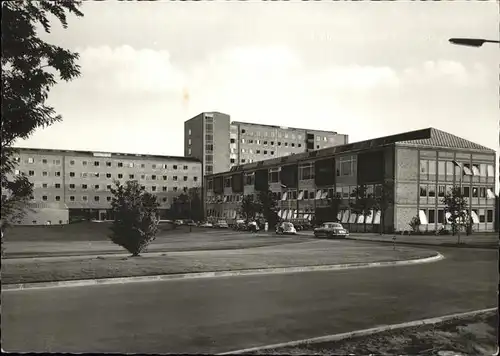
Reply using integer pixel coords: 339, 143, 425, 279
2, 245, 497, 354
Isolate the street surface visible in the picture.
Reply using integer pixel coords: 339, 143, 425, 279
2, 245, 497, 354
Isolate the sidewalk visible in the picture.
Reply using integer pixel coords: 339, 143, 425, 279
298, 231, 498, 248
2, 241, 438, 285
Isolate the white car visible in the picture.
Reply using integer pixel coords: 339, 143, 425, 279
276, 222, 297, 235
214, 220, 229, 228
199, 222, 213, 228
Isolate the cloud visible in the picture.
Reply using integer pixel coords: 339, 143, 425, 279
401, 60, 484, 87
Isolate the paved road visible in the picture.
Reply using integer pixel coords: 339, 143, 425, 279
2, 246, 497, 354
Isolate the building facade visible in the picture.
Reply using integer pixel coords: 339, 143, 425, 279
185, 112, 349, 175
4, 148, 202, 224
204, 128, 497, 233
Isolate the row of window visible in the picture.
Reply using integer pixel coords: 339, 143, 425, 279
419, 208, 494, 224
207, 185, 382, 203
420, 160, 494, 179
239, 129, 336, 143
21, 170, 198, 182
236, 138, 304, 148
19, 157, 193, 170
39, 195, 169, 203
419, 184, 496, 199
35, 184, 189, 192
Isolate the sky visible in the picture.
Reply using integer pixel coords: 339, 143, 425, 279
18, 1, 499, 158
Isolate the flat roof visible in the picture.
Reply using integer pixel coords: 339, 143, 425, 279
12, 147, 201, 163
231, 121, 340, 134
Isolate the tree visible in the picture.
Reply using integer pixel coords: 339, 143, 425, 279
1, 2, 83, 225
442, 186, 468, 244
372, 181, 394, 235
256, 190, 280, 229
187, 187, 203, 222
349, 185, 377, 232
109, 180, 160, 256
409, 215, 421, 234
327, 192, 346, 223
240, 194, 257, 223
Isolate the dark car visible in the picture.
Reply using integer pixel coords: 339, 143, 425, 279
313, 222, 349, 239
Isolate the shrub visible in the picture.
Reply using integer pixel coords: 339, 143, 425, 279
409, 215, 421, 234
109, 180, 159, 256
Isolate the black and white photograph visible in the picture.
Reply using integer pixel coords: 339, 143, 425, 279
1, 0, 498, 354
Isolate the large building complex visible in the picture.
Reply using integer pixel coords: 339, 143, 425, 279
4, 148, 201, 224
204, 127, 497, 233
185, 112, 349, 175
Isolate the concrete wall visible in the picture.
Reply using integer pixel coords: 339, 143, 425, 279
17, 207, 69, 226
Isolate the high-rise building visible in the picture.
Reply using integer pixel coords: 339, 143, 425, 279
185, 112, 348, 175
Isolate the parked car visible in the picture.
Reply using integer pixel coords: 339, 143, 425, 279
185, 220, 197, 226
276, 222, 297, 235
214, 220, 229, 229
174, 220, 184, 226
247, 221, 260, 233
314, 222, 349, 238
233, 219, 247, 231
199, 221, 213, 228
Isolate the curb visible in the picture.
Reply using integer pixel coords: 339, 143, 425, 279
2, 252, 443, 291
217, 307, 498, 355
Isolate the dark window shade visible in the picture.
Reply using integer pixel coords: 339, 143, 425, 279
357, 151, 384, 184
315, 158, 335, 187
213, 176, 224, 194
281, 164, 298, 187
231, 173, 244, 193
254, 169, 269, 191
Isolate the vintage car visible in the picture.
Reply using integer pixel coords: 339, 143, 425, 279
313, 222, 349, 238
199, 221, 213, 228
276, 222, 297, 235
214, 220, 229, 229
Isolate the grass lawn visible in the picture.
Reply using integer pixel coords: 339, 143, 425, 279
2, 244, 436, 284
3, 221, 199, 242
246, 311, 498, 355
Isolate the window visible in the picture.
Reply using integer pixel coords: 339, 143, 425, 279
230, 138, 236, 144
194, 176, 198, 182
118, 162, 123, 167
173, 165, 178, 170
241, 148, 246, 153
263, 150, 267, 155
151, 175, 157, 180
70, 196, 75, 201
152, 186, 157, 192
479, 187, 486, 198
129, 174, 134, 179
118, 174, 123, 179
256, 150, 261, 154
291, 143, 295, 147
94, 196, 100, 202
437, 209, 444, 224
487, 165, 494, 177
106, 173, 112, 178
428, 185, 436, 197
463, 164, 472, 176
82, 184, 88, 189
420, 185, 427, 197
241, 129, 246, 134
107, 196, 112, 202
188, 148, 192, 155
188, 129, 192, 135
183, 165, 188, 170
428, 209, 435, 224
446, 161, 454, 176
299, 163, 314, 180
55, 183, 61, 188
82, 161, 88, 166
42, 159, 48, 164
173, 187, 178, 192
163, 175, 167, 180
472, 187, 478, 197
438, 185, 445, 197
472, 165, 480, 176
42, 196, 48, 201
173, 176, 178, 181
107, 185, 111, 190
487, 210, 493, 223
241, 139, 245, 144
94, 185, 100, 190
55, 196, 61, 201
438, 161, 445, 175
479, 164, 487, 177
162, 197, 168, 203
55, 171, 61, 177
70, 184, 75, 189
230, 158, 236, 164
162, 186, 168, 192
183, 176, 188, 181
94, 173, 100, 178
82, 196, 88, 201
268, 168, 280, 183
340, 156, 356, 176
479, 209, 486, 223
298, 144, 302, 148
28, 157, 34, 163
128, 163, 134, 168
70, 172, 75, 177
270, 151, 274, 155
81, 173, 88, 178
42, 183, 48, 188
420, 160, 428, 177
463, 186, 470, 197
152, 164, 157, 169
94, 161, 100, 166
54, 159, 61, 165
106, 162, 112, 167
43, 171, 48, 176
428, 160, 436, 178
28, 170, 35, 176
224, 177, 232, 187
141, 164, 146, 168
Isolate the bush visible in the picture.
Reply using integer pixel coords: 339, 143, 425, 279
109, 180, 160, 256
409, 215, 421, 234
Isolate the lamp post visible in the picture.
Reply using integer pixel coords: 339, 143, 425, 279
449, 38, 500, 47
